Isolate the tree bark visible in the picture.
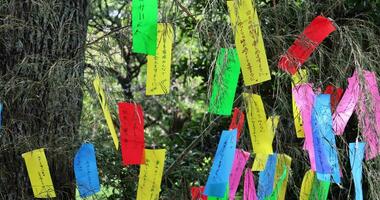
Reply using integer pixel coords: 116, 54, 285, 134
0, 0, 88, 199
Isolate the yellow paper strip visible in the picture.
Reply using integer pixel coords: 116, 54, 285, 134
272, 154, 291, 200
299, 170, 315, 200
244, 93, 271, 154
146, 23, 174, 95
22, 148, 56, 198
136, 149, 166, 200
291, 69, 308, 138
93, 76, 119, 149
252, 115, 280, 171
227, 0, 271, 85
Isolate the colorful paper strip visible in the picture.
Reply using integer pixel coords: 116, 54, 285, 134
299, 170, 315, 200
229, 149, 250, 200
278, 16, 336, 74
229, 107, 245, 139
244, 169, 258, 200
227, 0, 271, 85
292, 69, 308, 138
131, 0, 158, 55
136, 149, 166, 200
118, 102, 145, 165
323, 85, 343, 113
146, 23, 174, 95
204, 130, 237, 198
22, 148, 56, 198
93, 76, 119, 150
349, 142, 366, 200
191, 186, 207, 200
74, 143, 100, 198
209, 48, 241, 115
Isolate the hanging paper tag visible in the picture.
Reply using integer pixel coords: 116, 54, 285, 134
229, 107, 245, 139
93, 76, 119, 150
257, 154, 277, 200
244, 93, 271, 154
244, 169, 258, 200
74, 143, 101, 198
204, 130, 237, 198
272, 154, 291, 200
356, 70, 380, 160
0, 102, 3, 130
229, 149, 250, 200
227, 0, 271, 85
309, 178, 330, 200
252, 154, 270, 171
299, 170, 315, 200
146, 23, 174, 95
323, 85, 343, 112
118, 102, 145, 165
291, 69, 308, 138
22, 148, 56, 198
349, 142, 366, 200
209, 48, 241, 115
278, 16, 336, 74
208, 185, 229, 200
191, 186, 207, 200
136, 149, 166, 200
292, 83, 316, 170
131, 0, 158, 55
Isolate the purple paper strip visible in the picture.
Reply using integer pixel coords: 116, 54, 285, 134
244, 168, 258, 200
229, 149, 250, 200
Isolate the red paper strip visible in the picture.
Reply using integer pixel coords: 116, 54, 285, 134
118, 102, 145, 165
278, 16, 336, 74
324, 85, 344, 112
229, 108, 245, 139
191, 186, 207, 200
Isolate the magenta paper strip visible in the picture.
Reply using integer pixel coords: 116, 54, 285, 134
244, 168, 257, 200
332, 72, 359, 135
292, 83, 316, 170
357, 70, 380, 160
229, 149, 250, 200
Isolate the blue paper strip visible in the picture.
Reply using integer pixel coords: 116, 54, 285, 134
74, 143, 101, 198
349, 142, 366, 200
312, 94, 341, 183
257, 154, 277, 200
204, 129, 237, 198
0, 102, 3, 130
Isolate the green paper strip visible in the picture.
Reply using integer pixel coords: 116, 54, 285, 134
309, 178, 330, 200
132, 0, 158, 55
209, 48, 241, 115
265, 166, 287, 200
208, 185, 229, 200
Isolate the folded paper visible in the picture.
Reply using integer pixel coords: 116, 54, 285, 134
118, 102, 145, 165
244, 169, 258, 200
191, 186, 207, 200
204, 130, 237, 197
146, 23, 174, 95
292, 83, 316, 170
229, 107, 245, 139
227, 0, 271, 85
132, 0, 158, 55
229, 149, 250, 200
136, 149, 166, 200
292, 69, 308, 138
74, 143, 100, 198
278, 16, 336, 74
356, 71, 380, 160
244, 93, 271, 154
312, 94, 340, 183
349, 142, 366, 200
22, 148, 56, 198
93, 76, 119, 150
323, 85, 343, 112
209, 48, 241, 115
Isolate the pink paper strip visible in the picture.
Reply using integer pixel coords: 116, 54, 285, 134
356, 70, 380, 160
292, 83, 316, 170
332, 72, 360, 135
229, 149, 250, 200
244, 168, 257, 200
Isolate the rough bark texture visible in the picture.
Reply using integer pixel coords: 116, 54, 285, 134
0, 0, 88, 199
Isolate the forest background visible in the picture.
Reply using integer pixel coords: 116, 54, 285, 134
1, 0, 380, 199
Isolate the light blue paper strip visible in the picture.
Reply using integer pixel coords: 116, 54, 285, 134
204, 129, 237, 198
257, 154, 277, 200
74, 143, 101, 198
312, 94, 341, 183
349, 142, 366, 200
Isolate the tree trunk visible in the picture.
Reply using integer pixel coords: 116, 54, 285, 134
0, 0, 88, 199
